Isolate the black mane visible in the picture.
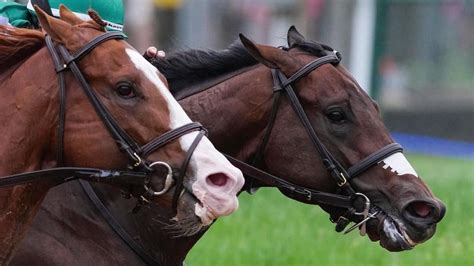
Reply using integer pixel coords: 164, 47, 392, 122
150, 39, 331, 93
150, 41, 258, 92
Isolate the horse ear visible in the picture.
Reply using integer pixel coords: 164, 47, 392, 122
239, 34, 279, 69
34, 5, 72, 44
287, 25, 305, 47
58, 4, 84, 25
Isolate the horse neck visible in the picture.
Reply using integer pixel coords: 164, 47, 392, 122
0, 47, 59, 263
178, 65, 273, 161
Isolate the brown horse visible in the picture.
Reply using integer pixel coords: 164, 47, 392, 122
0, 5, 244, 264
12, 27, 445, 265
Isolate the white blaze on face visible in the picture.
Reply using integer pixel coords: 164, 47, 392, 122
125, 49, 244, 223
378, 152, 418, 177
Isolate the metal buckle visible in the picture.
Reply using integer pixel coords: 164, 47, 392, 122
302, 188, 312, 201
144, 161, 174, 196
336, 172, 347, 187
132, 152, 142, 168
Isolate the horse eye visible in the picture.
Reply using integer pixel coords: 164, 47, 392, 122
116, 82, 136, 98
326, 109, 346, 123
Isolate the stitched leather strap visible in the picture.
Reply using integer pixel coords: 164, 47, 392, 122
347, 143, 403, 178
277, 54, 340, 89
67, 32, 128, 66
225, 155, 354, 208
140, 122, 206, 157
45, 36, 66, 165
172, 130, 207, 211
0, 167, 147, 188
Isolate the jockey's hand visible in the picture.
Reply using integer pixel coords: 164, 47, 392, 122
144, 46, 166, 61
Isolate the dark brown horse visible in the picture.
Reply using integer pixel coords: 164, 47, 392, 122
0, 5, 244, 264
12, 27, 445, 265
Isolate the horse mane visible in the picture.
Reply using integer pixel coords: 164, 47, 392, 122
150, 41, 258, 92
0, 26, 45, 71
151, 39, 331, 92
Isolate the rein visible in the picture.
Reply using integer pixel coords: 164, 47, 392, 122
0, 31, 206, 213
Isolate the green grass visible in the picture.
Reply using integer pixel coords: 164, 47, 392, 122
187, 155, 474, 265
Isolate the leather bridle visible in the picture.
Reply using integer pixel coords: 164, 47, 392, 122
225, 46, 404, 234
0, 31, 206, 212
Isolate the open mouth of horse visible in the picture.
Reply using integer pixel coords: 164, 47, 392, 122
364, 206, 417, 251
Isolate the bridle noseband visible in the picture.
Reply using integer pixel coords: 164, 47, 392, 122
0, 31, 206, 212
226, 46, 403, 234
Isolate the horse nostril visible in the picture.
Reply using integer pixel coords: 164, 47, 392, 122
206, 173, 229, 187
411, 201, 432, 218
405, 201, 434, 220
404, 200, 445, 225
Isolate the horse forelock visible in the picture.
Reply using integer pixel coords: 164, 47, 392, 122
0, 26, 45, 71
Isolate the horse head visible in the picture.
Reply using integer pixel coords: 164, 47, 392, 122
236, 26, 445, 251
0, 5, 244, 247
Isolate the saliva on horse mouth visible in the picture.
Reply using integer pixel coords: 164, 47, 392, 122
370, 206, 416, 250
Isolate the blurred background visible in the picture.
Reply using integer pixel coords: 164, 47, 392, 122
123, 0, 473, 158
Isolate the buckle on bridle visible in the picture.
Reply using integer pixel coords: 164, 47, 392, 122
131, 152, 143, 168
336, 172, 347, 187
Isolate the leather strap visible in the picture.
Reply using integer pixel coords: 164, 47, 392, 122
172, 130, 207, 211
347, 143, 403, 178
278, 54, 340, 89
225, 155, 354, 208
0, 167, 147, 188
79, 180, 160, 265
68, 32, 128, 66
45, 36, 66, 165
140, 122, 206, 157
